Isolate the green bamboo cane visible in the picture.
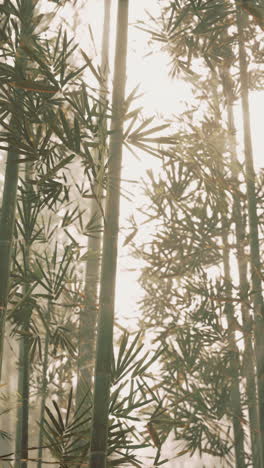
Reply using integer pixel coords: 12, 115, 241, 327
15, 313, 30, 468
77, 0, 112, 403
222, 63, 262, 468
235, 4, 264, 463
211, 74, 246, 467
76, 4, 111, 465
15, 161, 34, 468
222, 240, 246, 468
0, 0, 33, 380
89, 1, 129, 467
37, 333, 49, 468
37, 301, 52, 468
0, 143, 20, 379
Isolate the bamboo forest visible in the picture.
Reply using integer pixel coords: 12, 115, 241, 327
0, 0, 264, 466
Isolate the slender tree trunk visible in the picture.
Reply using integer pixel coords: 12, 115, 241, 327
222, 65, 262, 468
77, 0, 111, 401
236, 4, 264, 463
0, 145, 19, 379
89, 1, 129, 467
37, 303, 52, 468
211, 73, 246, 467
37, 335, 48, 468
15, 288, 30, 468
0, 0, 33, 379
15, 317, 30, 468
222, 238, 246, 468
75, 2, 111, 466
15, 162, 33, 468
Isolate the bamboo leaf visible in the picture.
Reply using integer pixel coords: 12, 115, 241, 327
80, 49, 102, 83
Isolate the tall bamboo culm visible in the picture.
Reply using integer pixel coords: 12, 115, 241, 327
37, 301, 52, 468
211, 74, 246, 467
236, 4, 264, 466
221, 62, 262, 468
76, 0, 112, 402
0, 0, 33, 379
0, 142, 19, 379
222, 242, 246, 468
76, 2, 112, 465
15, 161, 34, 468
89, 1, 129, 467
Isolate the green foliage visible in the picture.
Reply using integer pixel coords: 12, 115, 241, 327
2, 0, 261, 466
132, 89, 252, 463
42, 388, 91, 467
137, 0, 261, 84
37, 332, 167, 467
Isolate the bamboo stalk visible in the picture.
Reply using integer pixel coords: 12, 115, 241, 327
222, 236, 246, 468
222, 64, 262, 468
0, 0, 33, 379
77, 0, 111, 402
89, 1, 129, 467
235, 4, 264, 464
15, 319, 30, 468
0, 143, 20, 379
75, 3, 111, 465
15, 162, 33, 468
37, 302, 52, 468
211, 73, 246, 467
